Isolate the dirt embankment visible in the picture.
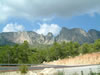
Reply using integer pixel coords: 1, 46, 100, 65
45, 52, 100, 65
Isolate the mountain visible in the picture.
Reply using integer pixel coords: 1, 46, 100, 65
56, 27, 94, 44
0, 27, 100, 45
0, 31, 54, 45
88, 29, 100, 41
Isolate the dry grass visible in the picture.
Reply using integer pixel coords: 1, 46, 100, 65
45, 52, 100, 65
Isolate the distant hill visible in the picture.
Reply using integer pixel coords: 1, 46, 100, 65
0, 27, 100, 45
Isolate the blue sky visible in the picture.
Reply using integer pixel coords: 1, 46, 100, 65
0, 0, 100, 35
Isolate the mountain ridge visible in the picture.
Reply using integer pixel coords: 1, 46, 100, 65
0, 27, 100, 45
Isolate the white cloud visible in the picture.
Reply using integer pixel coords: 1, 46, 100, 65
0, 0, 100, 22
42, 17, 54, 22
34, 23, 61, 35
2, 23, 25, 32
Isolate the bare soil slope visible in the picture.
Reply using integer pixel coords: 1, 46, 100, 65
46, 52, 100, 65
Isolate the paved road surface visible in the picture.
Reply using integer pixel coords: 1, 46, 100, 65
0, 64, 99, 72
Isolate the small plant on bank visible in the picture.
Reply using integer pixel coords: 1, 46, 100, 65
81, 71, 84, 75
58, 71, 65, 75
19, 65, 28, 74
73, 72, 79, 75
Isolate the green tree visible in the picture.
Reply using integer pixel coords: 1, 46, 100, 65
94, 39, 100, 51
17, 41, 32, 64
79, 43, 91, 54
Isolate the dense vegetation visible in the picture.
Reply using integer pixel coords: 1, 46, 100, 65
0, 39, 100, 64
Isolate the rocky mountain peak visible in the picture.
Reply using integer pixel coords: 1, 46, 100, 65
46, 32, 53, 37
60, 27, 69, 32
0, 27, 100, 45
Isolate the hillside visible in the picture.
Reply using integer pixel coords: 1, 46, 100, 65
45, 52, 100, 65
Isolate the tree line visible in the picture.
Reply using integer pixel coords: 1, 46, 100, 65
0, 39, 100, 64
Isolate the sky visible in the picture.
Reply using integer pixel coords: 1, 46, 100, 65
0, 0, 100, 35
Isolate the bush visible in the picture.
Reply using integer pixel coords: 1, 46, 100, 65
58, 71, 65, 75
19, 65, 28, 74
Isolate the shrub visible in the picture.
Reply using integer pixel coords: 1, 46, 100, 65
58, 71, 65, 75
19, 65, 28, 74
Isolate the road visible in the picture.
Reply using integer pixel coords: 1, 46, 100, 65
0, 64, 100, 72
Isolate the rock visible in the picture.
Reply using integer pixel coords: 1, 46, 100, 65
38, 68, 58, 75
27, 71, 38, 75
